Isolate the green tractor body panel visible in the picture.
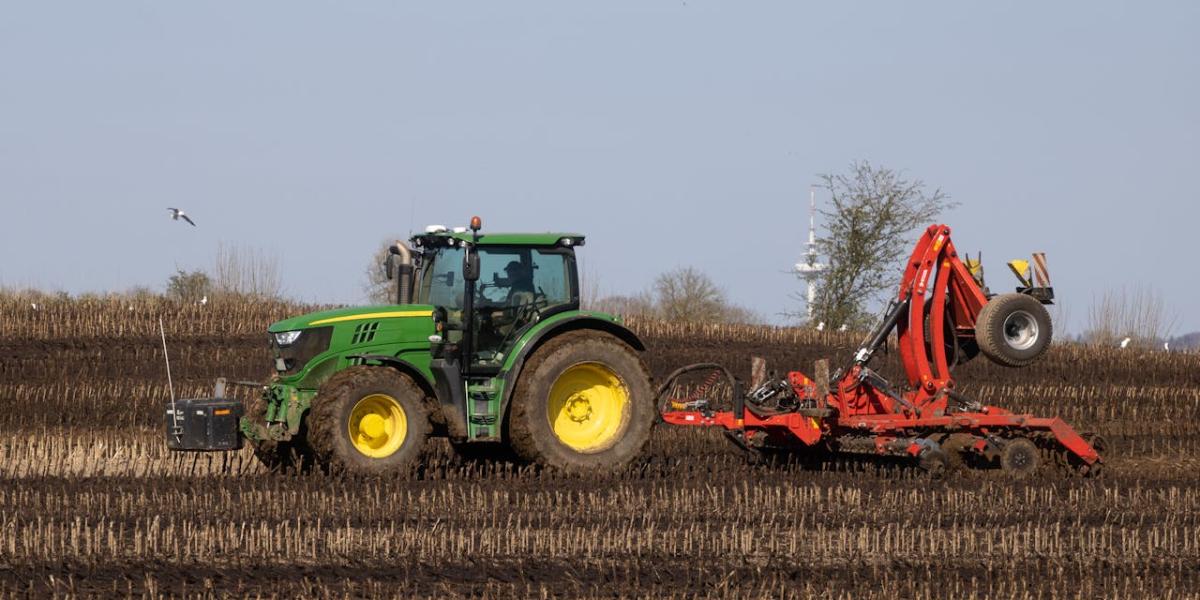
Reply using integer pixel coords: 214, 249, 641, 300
246, 305, 438, 441
267, 304, 436, 334
439, 232, 584, 247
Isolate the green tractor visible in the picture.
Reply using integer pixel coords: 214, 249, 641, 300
165, 217, 655, 475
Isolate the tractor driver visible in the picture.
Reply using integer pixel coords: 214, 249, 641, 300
488, 260, 536, 336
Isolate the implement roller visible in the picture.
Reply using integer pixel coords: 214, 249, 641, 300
659, 224, 1105, 478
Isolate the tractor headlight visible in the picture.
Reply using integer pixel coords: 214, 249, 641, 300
274, 330, 303, 347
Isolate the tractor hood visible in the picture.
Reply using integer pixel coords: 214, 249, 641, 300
268, 305, 435, 333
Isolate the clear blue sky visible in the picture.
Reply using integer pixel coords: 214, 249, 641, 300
1, 2, 1197, 334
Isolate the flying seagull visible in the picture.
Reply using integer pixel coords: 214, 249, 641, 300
168, 207, 196, 226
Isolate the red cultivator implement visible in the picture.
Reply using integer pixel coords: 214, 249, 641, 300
660, 225, 1105, 478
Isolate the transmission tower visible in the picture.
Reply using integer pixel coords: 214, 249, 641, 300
794, 188, 827, 321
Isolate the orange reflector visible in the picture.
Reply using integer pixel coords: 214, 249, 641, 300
214, 409, 231, 416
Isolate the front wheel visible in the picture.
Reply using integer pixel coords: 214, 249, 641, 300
307, 366, 431, 476
507, 331, 654, 472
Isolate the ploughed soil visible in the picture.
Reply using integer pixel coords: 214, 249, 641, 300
2, 324, 1198, 599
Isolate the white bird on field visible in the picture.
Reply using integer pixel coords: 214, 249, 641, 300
30, 302, 37, 311
816, 321, 826, 332
199, 295, 208, 306
167, 207, 196, 226
838, 324, 848, 332
1119, 337, 1132, 349
1164, 342, 1170, 352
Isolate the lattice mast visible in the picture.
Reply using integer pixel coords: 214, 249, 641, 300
794, 188, 827, 321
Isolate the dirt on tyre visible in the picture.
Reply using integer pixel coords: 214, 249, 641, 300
507, 331, 654, 472
975, 293, 1053, 368
243, 388, 307, 473
307, 366, 431, 476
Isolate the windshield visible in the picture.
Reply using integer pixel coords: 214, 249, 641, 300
417, 245, 575, 310
418, 244, 577, 363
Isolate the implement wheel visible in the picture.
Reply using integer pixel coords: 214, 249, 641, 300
1001, 437, 1041, 478
308, 366, 430, 476
508, 331, 653, 472
976, 293, 1053, 368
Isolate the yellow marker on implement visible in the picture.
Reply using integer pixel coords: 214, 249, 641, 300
1007, 259, 1032, 288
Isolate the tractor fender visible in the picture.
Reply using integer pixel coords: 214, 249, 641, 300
342, 353, 438, 400
497, 315, 646, 418
341, 352, 455, 437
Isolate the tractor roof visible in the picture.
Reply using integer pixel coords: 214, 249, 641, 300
413, 231, 585, 247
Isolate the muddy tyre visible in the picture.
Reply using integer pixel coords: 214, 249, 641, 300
507, 331, 654, 472
244, 391, 304, 473
307, 366, 430, 476
975, 293, 1052, 368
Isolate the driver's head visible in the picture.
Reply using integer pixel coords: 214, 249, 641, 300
503, 261, 533, 290
504, 261, 529, 280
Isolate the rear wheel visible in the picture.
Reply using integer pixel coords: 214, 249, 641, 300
976, 294, 1053, 368
507, 331, 654, 472
307, 366, 430, 476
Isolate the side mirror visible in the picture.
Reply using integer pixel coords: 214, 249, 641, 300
463, 248, 481, 282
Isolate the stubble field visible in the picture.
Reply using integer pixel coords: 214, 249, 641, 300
1, 297, 1199, 599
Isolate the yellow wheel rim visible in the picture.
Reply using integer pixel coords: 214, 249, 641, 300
347, 393, 408, 458
547, 363, 630, 453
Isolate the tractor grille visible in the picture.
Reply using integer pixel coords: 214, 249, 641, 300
351, 321, 380, 345
272, 326, 333, 375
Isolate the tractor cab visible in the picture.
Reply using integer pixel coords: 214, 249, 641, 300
406, 226, 584, 370
379, 217, 631, 446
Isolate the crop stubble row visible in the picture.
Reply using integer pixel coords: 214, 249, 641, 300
0, 300, 1198, 598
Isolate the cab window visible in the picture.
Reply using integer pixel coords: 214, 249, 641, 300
417, 246, 464, 308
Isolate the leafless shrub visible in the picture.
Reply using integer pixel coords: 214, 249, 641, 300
213, 242, 283, 299
1084, 285, 1179, 347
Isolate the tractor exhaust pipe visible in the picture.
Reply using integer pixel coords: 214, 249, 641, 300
390, 242, 414, 305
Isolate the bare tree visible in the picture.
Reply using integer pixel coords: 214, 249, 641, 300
654, 267, 758, 324
576, 254, 604, 311
213, 243, 283, 299
805, 161, 956, 329
364, 240, 395, 304
1084, 285, 1178, 346
591, 291, 659, 319
166, 269, 211, 303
